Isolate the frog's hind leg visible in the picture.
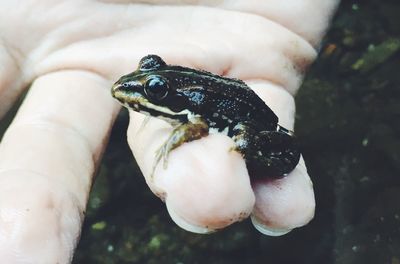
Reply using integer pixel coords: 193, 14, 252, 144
252, 130, 300, 177
232, 124, 300, 178
151, 118, 209, 178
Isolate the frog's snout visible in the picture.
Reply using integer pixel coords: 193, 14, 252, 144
111, 79, 142, 98
111, 82, 122, 98
111, 82, 130, 107
111, 80, 147, 112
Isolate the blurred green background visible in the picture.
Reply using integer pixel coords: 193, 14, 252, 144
1, 0, 398, 263
73, 0, 400, 263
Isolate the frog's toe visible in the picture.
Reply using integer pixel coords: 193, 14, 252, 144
161, 147, 169, 169
154, 143, 170, 170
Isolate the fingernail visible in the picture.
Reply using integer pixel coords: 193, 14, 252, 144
166, 201, 215, 234
251, 215, 292, 236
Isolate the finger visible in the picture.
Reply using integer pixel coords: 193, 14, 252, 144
0, 70, 119, 262
99, 0, 338, 46
128, 114, 255, 233
209, 0, 340, 47
36, 4, 316, 95
249, 81, 315, 235
251, 157, 315, 236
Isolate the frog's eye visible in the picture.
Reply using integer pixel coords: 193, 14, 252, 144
144, 76, 169, 101
139, 55, 166, 71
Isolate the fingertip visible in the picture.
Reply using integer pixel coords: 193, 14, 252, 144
166, 201, 215, 234
251, 215, 292, 236
251, 157, 315, 232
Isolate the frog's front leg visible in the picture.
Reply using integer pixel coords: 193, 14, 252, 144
153, 117, 209, 174
231, 123, 300, 178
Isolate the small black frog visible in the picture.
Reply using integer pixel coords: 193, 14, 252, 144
112, 55, 300, 178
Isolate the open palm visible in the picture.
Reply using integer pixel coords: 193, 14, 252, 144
0, 1, 338, 263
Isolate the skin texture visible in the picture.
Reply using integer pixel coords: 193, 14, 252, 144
0, 1, 339, 263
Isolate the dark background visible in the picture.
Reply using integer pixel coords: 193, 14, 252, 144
74, 0, 400, 263
1, 0, 397, 263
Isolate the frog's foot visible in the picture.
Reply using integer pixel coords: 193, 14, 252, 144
150, 118, 209, 178
231, 123, 300, 178
149, 144, 167, 180
155, 141, 170, 170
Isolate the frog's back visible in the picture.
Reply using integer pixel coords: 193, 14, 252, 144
175, 67, 279, 130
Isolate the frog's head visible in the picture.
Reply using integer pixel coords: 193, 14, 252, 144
112, 55, 193, 122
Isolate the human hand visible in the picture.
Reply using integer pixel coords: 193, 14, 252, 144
0, 1, 339, 263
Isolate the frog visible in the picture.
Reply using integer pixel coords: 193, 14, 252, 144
111, 55, 300, 178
